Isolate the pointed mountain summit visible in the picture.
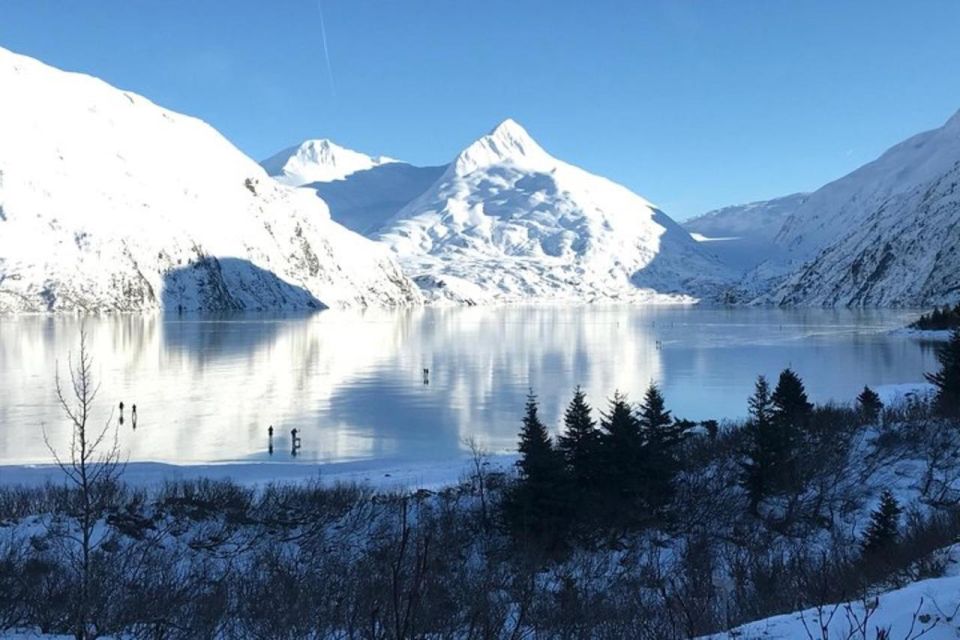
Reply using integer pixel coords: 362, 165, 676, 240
261, 138, 397, 186
0, 47, 420, 312
450, 118, 552, 174
376, 119, 732, 304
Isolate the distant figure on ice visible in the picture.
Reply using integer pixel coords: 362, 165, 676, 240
268, 425, 274, 456
291, 428, 301, 456
118, 401, 125, 426
131, 404, 138, 429
423, 368, 430, 385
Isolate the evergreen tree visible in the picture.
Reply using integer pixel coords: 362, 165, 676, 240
517, 391, 558, 481
638, 383, 677, 447
637, 383, 681, 510
508, 391, 567, 541
771, 368, 813, 432
740, 376, 793, 510
557, 386, 599, 487
857, 386, 884, 424
926, 329, 960, 417
598, 391, 645, 514
861, 490, 902, 557
749, 375, 774, 426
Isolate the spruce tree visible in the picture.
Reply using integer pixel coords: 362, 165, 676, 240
598, 391, 645, 515
517, 391, 557, 481
861, 489, 902, 557
857, 386, 884, 424
637, 383, 680, 510
740, 376, 790, 510
509, 391, 567, 541
638, 383, 677, 447
558, 386, 599, 487
926, 329, 960, 417
771, 368, 813, 432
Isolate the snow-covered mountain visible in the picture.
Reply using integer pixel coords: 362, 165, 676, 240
773, 158, 960, 306
682, 193, 808, 273
261, 138, 397, 186
0, 47, 421, 313
765, 110, 960, 306
775, 111, 960, 261
373, 119, 732, 304
260, 141, 446, 236
686, 109, 960, 306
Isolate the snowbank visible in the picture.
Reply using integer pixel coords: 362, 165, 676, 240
705, 575, 960, 639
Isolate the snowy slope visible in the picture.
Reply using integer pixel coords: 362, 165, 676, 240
261, 141, 446, 236
683, 193, 808, 273
375, 119, 733, 304
775, 110, 960, 261
692, 109, 960, 306
706, 574, 960, 639
0, 47, 421, 313
774, 161, 960, 306
260, 138, 397, 186
303, 163, 446, 236
749, 110, 960, 306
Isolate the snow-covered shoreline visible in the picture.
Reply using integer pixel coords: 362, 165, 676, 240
0, 453, 519, 491
891, 327, 956, 341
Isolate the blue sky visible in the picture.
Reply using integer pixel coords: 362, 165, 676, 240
2, 1, 959, 220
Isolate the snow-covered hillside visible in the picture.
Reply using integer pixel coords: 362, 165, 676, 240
774, 160, 960, 306
683, 193, 808, 273
695, 109, 960, 306
760, 109, 960, 306
374, 119, 732, 304
706, 574, 960, 639
260, 141, 446, 236
308, 163, 447, 236
0, 48, 421, 313
775, 110, 960, 262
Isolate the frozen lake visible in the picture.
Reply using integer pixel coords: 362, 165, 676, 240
0, 306, 940, 468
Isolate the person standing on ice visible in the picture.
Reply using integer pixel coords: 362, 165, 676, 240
290, 428, 301, 456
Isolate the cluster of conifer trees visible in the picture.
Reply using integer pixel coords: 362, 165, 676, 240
507, 369, 835, 534
507, 330, 960, 546
911, 304, 960, 331
505, 383, 685, 542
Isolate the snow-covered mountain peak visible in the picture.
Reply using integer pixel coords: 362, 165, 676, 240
261, 138, 397, 186
451, 118, 552, 174
0, 46, 421, 312
374, 117, 732, 304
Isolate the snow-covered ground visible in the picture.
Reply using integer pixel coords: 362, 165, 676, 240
874, 382, 937, 407
705, 573, 960, 639
0, 46, 421, 313
0, 454, 518, 491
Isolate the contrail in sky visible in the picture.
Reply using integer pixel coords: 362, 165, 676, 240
317, 0, 337, 97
